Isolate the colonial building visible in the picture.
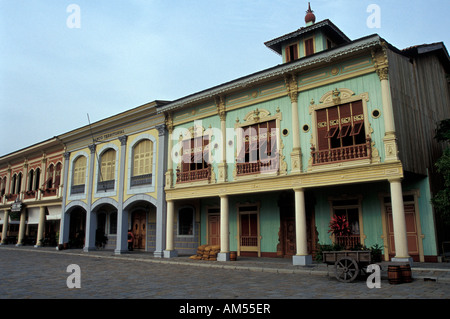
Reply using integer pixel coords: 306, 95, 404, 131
0, 138, 64, 247
57, 101, 169, 256
159, 5, 449, 264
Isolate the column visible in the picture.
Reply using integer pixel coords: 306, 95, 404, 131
155, 124, 167, 258
16, 209, 26, 246
373, 47, 399, 162
115, 208, 129, 254
217, 195, 230, 261
293, 188, 312, 265
1, 210, 9, 245
115, 136, 128, 255
35, 206, 46, 247
59, 152, 71, 246
216, 96, 227, 182
165, 113, 174, 188
389, 178, 412, 263
285, 74, 302, 172
164, 200, 177, 258
84, 144, 97, 252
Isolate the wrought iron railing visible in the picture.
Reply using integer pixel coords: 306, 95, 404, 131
131, 174, 152, 187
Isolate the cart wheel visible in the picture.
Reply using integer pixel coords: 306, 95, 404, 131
334, 257, 359, 283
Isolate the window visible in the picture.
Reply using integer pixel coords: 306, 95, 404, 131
178, 207, 194, 236
72, 156, 86, 194
177, 136, 210, 183
46, 165, 54, 189
131, 139, 153, 186
98, 149, 116, 191
285, 43, 298, 62
1, 177, 6, 196
332, 199, 361, 249
313, 101, 369, 164
304, 38, 314, 56
236, 120, 278, 175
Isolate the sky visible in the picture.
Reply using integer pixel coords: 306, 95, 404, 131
0, 0, 449, 156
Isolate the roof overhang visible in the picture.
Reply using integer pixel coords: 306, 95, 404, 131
158, 34, 382, 114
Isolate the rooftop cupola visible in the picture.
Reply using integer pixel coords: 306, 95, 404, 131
305, 2, 316, 26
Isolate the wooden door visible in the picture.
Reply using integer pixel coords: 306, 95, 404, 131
239, 212, 259, 254
282, 217, 296, 256
132, 210, 146, 249
208, 214, 220, 246
386, 204, 419, 261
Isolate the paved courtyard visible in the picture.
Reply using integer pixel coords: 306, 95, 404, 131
1, 246, 449, 303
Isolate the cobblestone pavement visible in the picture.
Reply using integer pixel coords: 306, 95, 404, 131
1, 246, 449, 301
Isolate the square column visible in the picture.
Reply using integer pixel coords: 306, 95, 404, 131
114, 209, 129, 254
217, 195, 230, 261
293, 188, 312, 265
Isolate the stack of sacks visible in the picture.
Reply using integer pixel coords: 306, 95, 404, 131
189, 245, 220, 261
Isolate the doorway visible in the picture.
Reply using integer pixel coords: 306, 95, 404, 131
132, 210, 146, 250
207, 208, 220, 246
238, 205, 260, 257
386, 200, 420, 261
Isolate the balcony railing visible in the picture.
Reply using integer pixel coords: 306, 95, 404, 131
311, 141, 371, 165
241, 236, 258, 247
71, 184, 85, 195
97, 180, 115, 192
335, 235, 361, 249
176, 165, 211, 183
131, 174, 152, 187
236, 158, 278, 176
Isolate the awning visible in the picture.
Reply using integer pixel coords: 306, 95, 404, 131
47, 206, 61, 221
27, 207, 41, 224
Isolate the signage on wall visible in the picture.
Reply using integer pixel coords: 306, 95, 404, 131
11, 199, 23, 212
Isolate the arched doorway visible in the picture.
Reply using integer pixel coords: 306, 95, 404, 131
68, 207, 86, 248
94, 204, 118, 250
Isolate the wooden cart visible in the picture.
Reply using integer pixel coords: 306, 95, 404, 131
323, 250, 372, 283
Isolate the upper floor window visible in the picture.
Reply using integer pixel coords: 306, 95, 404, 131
236, 120, 278, 175
285, 43, 298, 62
177, 136, 210, 183
98, 149, 116, 191
72, 156, 87, 194
0, 176, 6, 196
131, 139, 153, 186
304, 37, 314, 56
313, 100, 370, 165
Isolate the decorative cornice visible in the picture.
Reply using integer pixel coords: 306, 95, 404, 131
157, 35, 383, 114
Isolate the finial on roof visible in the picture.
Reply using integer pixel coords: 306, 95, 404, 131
305, 2, 316, 25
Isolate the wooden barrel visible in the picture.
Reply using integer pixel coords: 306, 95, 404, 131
388, 265, 402, 284
229, 251, 237, 261
400, 264, 412, 283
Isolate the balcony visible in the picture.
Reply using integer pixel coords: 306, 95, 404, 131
176, 165, 211, 183
311, 141, 371, 165
131, 174, 152, 187
97, 180, 115, 192
236, 158, 278, 176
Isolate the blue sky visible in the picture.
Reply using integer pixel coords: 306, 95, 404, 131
0, 0, 449, 156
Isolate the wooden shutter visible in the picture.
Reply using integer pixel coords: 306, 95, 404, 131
305, 38, 314, 56
316, 109, 329, 150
